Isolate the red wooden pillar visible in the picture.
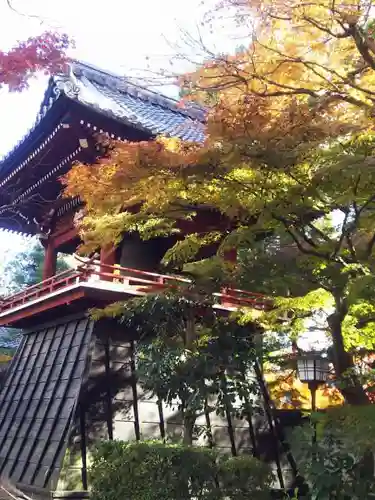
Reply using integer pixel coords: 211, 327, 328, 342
100, 245, 116, 281
43, 241, 57, 281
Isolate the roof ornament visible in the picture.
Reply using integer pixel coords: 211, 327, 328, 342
54, 64, 80, 99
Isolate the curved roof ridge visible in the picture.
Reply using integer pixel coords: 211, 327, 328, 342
71, 59, 206, 122
0, 59, 206, 171
0, 78, 61, 165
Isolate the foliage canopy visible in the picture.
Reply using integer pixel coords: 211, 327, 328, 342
64, 0, 375, 404
0, 32, 69, 91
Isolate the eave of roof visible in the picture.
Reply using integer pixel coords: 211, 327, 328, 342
0, 60, 206, 181
71, 59, 206, 121
0, 61, 207, 235
0, 87, 68, 181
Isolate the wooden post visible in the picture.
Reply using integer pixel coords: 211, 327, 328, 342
42, 241, 57, 281
100, 245, 116, 281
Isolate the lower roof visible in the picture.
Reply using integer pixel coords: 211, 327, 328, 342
0, 315, 94, 492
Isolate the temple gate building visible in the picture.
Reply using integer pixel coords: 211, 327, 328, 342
0, 62, 298, 499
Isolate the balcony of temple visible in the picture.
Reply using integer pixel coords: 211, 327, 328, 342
0, 248, 270, 331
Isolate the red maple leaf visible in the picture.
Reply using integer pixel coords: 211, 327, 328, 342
0, 31, 71, 91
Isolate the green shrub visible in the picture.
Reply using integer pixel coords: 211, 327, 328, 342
90, 440, 273, 500
219, 455, 273, 499
289, 408, 375, 499
90, 440, 218, 500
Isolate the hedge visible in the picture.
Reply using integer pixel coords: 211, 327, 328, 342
90, 440, 273, 500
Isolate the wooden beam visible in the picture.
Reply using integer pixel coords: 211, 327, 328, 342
0, 290, 85, 326
53, 226, 78, 250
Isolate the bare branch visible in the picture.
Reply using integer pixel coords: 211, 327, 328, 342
348, 24, 375, 71
302, 15, 349, 38
5, 0, 59, 26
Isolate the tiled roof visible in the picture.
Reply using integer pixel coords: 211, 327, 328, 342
0, 61, 206, 179
64, 61, 206, 142
0, 316, 94, 491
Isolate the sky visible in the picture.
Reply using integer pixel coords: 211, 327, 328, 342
0, 0, 249, 273
0, 0, 246, 157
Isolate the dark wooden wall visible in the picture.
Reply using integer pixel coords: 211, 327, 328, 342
58, 319, 293, 492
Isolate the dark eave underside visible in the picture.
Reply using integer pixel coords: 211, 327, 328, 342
0, 100, 154, 235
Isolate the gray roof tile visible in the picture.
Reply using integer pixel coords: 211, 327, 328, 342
70, 62, 206, 142
0, 61, 206, 181
0, 317, 94, 491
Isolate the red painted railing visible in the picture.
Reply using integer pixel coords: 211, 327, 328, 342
215, 288, 272, 308
0, 259, 270, 313
0, 268, 84, 313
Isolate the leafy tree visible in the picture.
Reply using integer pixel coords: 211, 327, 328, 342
289, 406, 375, 498
63, 1, 375, 406
3, 241, 70, 293
0, 32, 69, 91
181, 0, 375, 113
65, 134, 375, 407
92, 292, 261, 446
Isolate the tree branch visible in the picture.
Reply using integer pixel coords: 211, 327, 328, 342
302, 15, 349, 38
306, 221, 332, 243
345, 234, 357, 262
348, 24, 375, 71
333, 208, 350, 258
272, 213, 332, 260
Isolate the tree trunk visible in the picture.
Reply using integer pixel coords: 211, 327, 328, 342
182, 310, 197, 445
183, 413, 195, 445
328, 296, 370, 405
